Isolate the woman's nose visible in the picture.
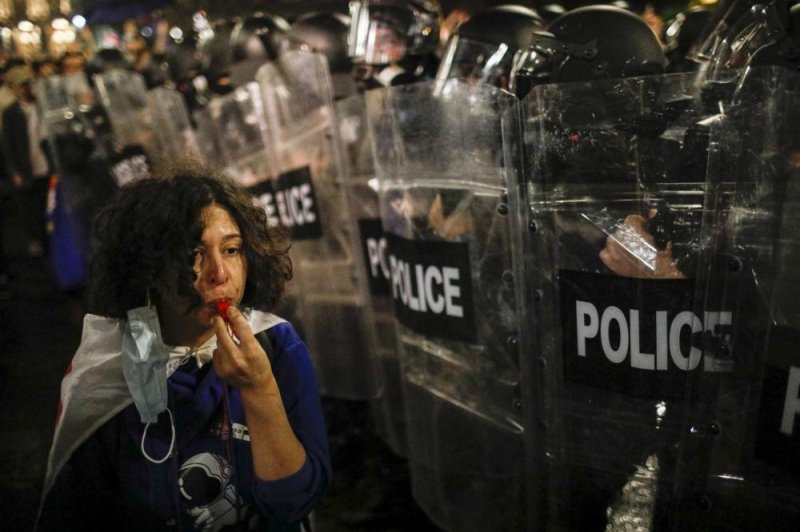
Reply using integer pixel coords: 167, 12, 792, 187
202, 252, 228, 285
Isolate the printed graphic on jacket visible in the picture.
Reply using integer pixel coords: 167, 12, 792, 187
179, 452, 254, 531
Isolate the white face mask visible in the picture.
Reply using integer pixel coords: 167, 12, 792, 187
121, 302, 169, 425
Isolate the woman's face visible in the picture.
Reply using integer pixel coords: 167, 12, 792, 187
157, 204, 248, 345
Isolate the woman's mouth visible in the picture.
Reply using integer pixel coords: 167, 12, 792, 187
213, 299, 232, 323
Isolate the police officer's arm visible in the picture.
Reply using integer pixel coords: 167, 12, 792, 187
211, 307, 306, 480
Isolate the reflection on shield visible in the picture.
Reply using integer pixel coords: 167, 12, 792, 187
367, 78, 524, 532
207, 82, 277, 188
509, 66, 800, 529
256, 50, 383, 401
336, 92, 407, 455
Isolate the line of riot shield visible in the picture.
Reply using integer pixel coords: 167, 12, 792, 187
507, 66, 798, 529
191, 104, 230, 170
92, 69, 154, 184
367, 78, 524, 532
336, 91, 407, 455
35, 73, 116, 291
146, 86, 201, 163
256, 50, 383, 401
670, 65, 800, 530
206, 81, 278, 188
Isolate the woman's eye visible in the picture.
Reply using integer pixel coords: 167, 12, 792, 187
224, 247, 241, 256
191, 250, 204, 268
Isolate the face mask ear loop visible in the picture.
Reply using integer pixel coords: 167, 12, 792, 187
140, 407, 176, 464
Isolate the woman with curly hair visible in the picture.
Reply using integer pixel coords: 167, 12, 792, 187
36, 164, 330, 531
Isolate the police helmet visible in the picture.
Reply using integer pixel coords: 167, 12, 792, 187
230, 12, 291, 64
197, 19, 237, 84
86, 48, 131, 77
348, 0, 442, 65
288, 11, 352, 73
510, 5, 666, 97
435, 4, 544, 89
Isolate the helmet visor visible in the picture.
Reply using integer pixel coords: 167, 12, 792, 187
435, 35, 515, 89
348, 1, 414, 64
704, 7, 775, 83
689, 0, 757, 62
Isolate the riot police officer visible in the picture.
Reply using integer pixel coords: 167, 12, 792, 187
348, 0, 442, 90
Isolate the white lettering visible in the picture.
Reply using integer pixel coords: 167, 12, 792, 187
424, 266, 444, 314
276, 190, 291, 226
630, 309, 655, 370
656, 311, 669, 370
669, 311, 703, 370
781, 366, 800, 436
442, 267, 463, 318
601, 306, 628, 364
300, 184, 316, 223
387, 256, 465, 318
573, 304, 732, 372
257, 193, 279, 227
576, 301, 599, 357
367, 237, 391, 280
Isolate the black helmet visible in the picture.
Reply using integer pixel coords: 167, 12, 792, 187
538, 3, 567, 25
662, 6, 713, 72
348, 0, 442, 65
288, 11, 352, 73
230, 12, 291, 64
163, 39, 200, 85
288, 11, 355, 99
435, 4, 544, 89
86, 48, 131, 77
197, 19, 237, 85
510, 5, 666, 97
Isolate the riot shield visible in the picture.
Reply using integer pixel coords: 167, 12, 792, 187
35, 74, 116, 290
146, 86, 201, 163
367, 79, 523, 532
207, 82, 278, 187
191, 104, 230, 170
92, 69, 156, 178
256, 50, 382, 401
674, 66, 800, 530
336, 92, 406, 454
508, 68, 799, 530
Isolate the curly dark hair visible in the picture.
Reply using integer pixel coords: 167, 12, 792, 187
87, 162, 292, 319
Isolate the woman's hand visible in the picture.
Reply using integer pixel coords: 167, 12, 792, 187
211, 306, 276, 392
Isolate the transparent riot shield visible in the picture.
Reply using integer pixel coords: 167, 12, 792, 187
508, 68, 799, 530
367, 79, 523, 532
336, 92, 407, 454
207, 82, 278, 187
35, 73, 116, 290
671, 66, 800, 530
92, 69, 156, 178
146, 86, 200, 163
256, 50, 382, 401
192, 104, 230, 170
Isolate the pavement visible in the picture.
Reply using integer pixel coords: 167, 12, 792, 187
0, 199, 442, 531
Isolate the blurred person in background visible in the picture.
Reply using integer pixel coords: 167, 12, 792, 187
2, 60, 51, 258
